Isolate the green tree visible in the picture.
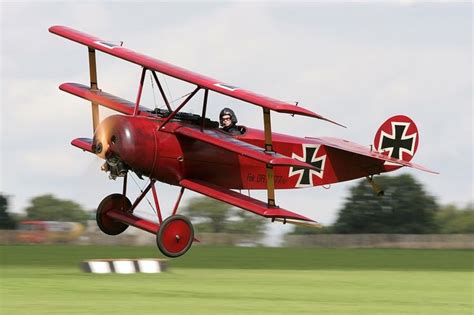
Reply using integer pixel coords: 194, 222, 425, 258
226, 210, 266, 235
436, 202, 474, 233
290, 225, 332, 235
0, 193, 17, 229
333, 174, 438, 234
181, 197, 266, 235
24, 194, 89, 224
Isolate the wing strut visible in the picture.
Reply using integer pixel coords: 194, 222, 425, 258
133, 67, 146, 116
151, 71, 172, 111
133, 67, 147, 116
263, 108, 276, 207
159, 86, 201, 130
88, 48, 99, 132
200, 89, 209, 131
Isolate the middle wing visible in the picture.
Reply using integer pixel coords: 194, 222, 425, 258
175, 126, 319, 170
60, 83, 153, 116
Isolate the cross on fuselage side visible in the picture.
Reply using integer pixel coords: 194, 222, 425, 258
291, 146, 323, 185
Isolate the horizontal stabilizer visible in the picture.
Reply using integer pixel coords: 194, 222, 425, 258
71, 138, 94, 153
308, 137, 439, 174
180, 179, 314, 222
60, 83, 152, 115
176, 126, 319, 170
50, 25, 344, 127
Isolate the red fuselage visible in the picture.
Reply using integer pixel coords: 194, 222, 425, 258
94, 114, 386, 190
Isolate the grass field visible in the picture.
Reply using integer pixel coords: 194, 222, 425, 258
1, 245, 472, 314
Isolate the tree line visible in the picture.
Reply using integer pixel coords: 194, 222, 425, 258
1, 174, 473, 234
291, 174, 473, 235
0, 192, 265, 235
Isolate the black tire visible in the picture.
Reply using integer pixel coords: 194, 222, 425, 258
96, 194, 131, 235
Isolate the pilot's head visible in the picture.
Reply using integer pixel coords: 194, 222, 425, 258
219, 107, 237, 127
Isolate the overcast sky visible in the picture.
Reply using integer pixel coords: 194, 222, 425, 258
1, 2, 472, 235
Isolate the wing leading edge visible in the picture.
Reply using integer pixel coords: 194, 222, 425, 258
49, 25, 344, 127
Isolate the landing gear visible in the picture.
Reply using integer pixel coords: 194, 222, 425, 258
156, 215, 194, 258
95, 178, 195, 257
96, 193, 131, 235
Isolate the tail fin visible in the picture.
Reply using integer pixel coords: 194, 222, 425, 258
373, 115, 419, 172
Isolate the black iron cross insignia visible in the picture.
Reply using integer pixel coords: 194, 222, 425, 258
379, 122, 416, 160
289, 144, 326, 187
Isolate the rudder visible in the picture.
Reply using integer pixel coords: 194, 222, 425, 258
373, 115, 419, 172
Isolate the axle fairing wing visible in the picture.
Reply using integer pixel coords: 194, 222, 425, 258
49, 25, 343, 126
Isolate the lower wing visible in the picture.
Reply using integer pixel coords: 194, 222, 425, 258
180, 179, 316, 222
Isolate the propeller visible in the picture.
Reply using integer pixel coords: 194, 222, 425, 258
92, 116, 116, 159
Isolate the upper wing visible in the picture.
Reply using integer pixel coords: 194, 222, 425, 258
176, 126, 319, 170
49, 25, 344, 127
180, 179, 315, 222
310, 136, 438, 174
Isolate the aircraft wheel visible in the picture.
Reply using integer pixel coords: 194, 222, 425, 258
156, 215, 194, 258
96, 194, 131, 235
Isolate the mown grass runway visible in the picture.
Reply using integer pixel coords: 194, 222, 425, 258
1, 245, 472, 314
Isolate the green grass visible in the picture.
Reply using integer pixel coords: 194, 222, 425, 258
1, 245, 473, 314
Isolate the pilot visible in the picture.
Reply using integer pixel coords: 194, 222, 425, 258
219, 107, 241, 135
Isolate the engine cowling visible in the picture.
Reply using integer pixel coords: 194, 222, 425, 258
93, 115, 158, 178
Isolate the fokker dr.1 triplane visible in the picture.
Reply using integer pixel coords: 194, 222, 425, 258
50, 26, 437, 257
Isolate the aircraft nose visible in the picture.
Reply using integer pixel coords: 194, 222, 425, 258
93, 115, 134, 178
94, 116, 134, 154
93, 115, 157, 179
93, 116, 117, 159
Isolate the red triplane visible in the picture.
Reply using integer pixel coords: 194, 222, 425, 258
50, 26, 437, 257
